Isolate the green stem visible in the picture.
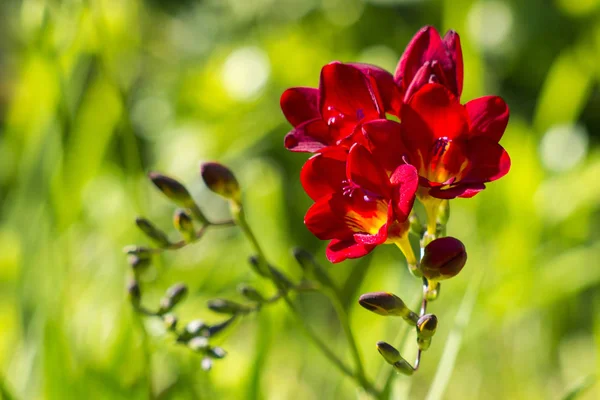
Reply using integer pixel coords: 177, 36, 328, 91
424, 269, 483, 400
328, 289, 377, 397
235, 206, 380, 398
133, 311, 156, 400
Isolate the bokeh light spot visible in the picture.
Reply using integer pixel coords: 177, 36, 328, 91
467, 1, 513, 50
539, 124, 588, 172
221, 47, 270, 101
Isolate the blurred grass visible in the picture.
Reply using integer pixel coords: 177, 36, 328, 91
1, 0, 600, 399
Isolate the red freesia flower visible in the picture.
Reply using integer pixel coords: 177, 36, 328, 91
362, 83, 510, 199
280, 62, 401, 153
395, 26, 463, 102
301, 144, 419, 263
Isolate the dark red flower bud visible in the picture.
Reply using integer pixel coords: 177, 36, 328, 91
417, 314, 438, 338
416, 314, 438, 351
148, 172, 192, 204
200, 162, 241, 203
359, 292, 418, 324
420, 236, 467, 280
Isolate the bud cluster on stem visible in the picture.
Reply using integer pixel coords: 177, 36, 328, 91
124, 162, 382, 397
359, 198, 468, 376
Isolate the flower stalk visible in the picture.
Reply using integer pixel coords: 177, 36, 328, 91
233, 200, 381, 398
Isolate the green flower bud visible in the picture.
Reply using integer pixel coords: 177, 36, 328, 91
208, 316, 236, 337
188, 336, 209, 352
182, 319, 209, 340
127, 280, 141, 307
148, 172, 208, 223
393, 359, 415, 375
248, 256, 293, 289
292, 247, 334, 289
123, 245, 152, 258
162, 314, 178, 330
173, 209, 196, 242
358, 292, 419, 324
417, 314, 438, 340
421, 237, 467, 281
135, 217, 171, 248
207, 346, 227, 359
159, 283, 188, 313
376, 341, 401, 364
127, 255, 151, 273
268, 266, 294, 291
248, 255, 269, 277
292, 247, 314, 271
148, 172, 193, 205
237, 284, 265, 303
207, 299, 249, 315
376, 341, 414, 375
200, 162, 241, 203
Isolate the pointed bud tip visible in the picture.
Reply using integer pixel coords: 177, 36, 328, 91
358, 292, 409, 317
292, 247, 313, 263
207, 298, 248, 315
200, 162, 240, 202
376, 341, 402, 365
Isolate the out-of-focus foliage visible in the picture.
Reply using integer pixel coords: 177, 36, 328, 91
0, 0, 599, 399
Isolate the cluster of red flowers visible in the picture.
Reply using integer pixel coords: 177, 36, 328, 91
281, 26, 510, 264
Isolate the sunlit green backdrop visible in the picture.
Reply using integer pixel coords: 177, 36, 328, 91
1, 0, 600, 399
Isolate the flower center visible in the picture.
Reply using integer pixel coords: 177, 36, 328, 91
342, 180, 382, 202
427, 137, 453, 183
341, 180, 388, 235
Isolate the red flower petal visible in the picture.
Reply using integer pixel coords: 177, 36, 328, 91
466, 96, 509, 142
403, 62, 434, 102
442, 30, 463, 96
462, 137, 511, 183
354, 225, 388, 245
361, 119, 408, 173
401, 84, 468, 172
305, 192, 389, 241
349, 63, 403, 116
429, 182, 486, 199
284, 118, 330, 152
319, 62, 384, 138
395, 26, 447, 88
346, 144, 390, 198
390, 164, 419, 221
403, 83, 468, 140
304, 194, 354, 241
300, 147, 347, 201
326, 239, 376, 263
280, 87, 320, 127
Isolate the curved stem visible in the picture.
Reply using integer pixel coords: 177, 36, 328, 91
235, 205, 380, 398
328, 290, 378, 397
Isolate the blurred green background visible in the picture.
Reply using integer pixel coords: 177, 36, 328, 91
1, 0, 600, 399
